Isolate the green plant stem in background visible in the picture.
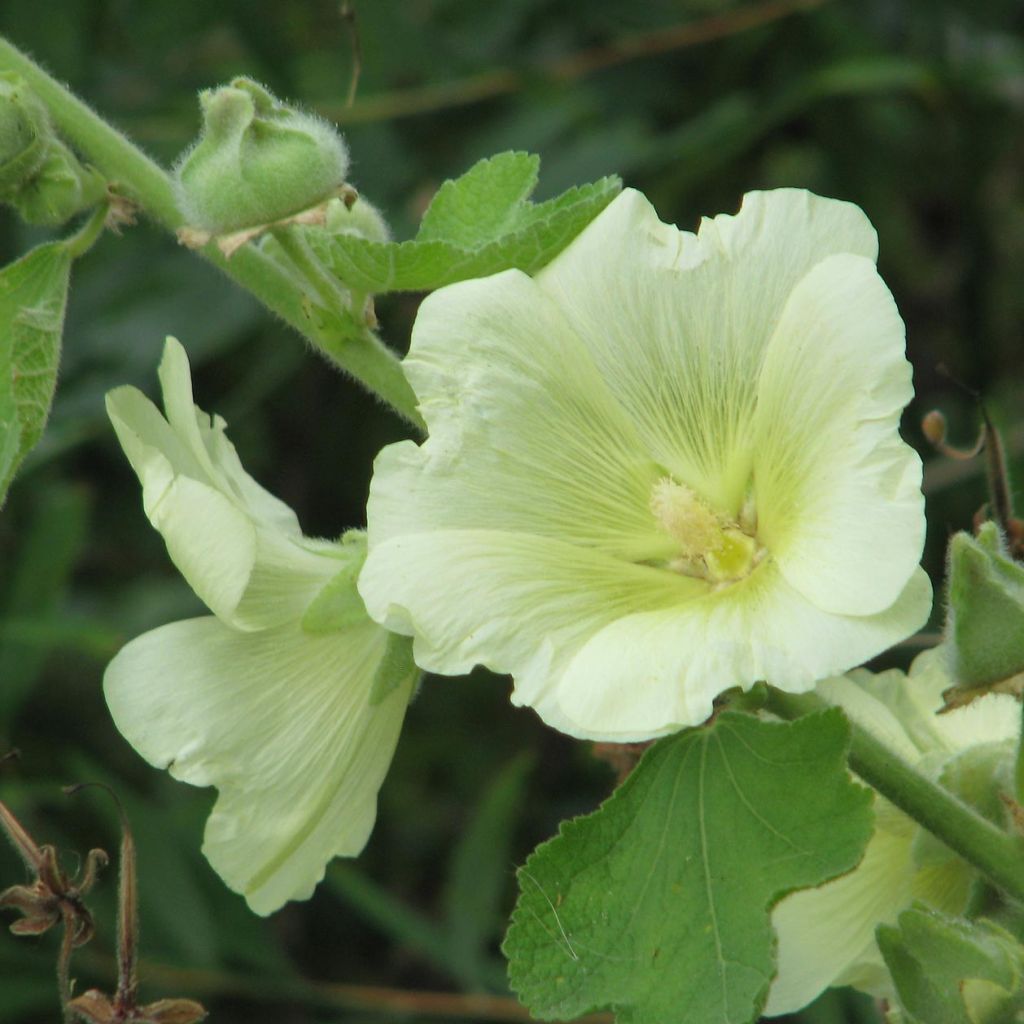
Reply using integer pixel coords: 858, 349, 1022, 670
767, 688, 1024, 904
0, 35, 424, 431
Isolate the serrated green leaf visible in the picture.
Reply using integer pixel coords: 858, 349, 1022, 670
417, 151, 540, 247
503, 709, 873, 1024
878, 905, 1024, 1024
306, 154, 620, 294
0, 240, 72, 506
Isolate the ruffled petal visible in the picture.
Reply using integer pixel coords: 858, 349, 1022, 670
553, 564, 932, 741
534, 189, 878, 514
387, 269, 670, 562
752, 253, 924, 616
103, 616, 412, 915
359, 528, 704, 733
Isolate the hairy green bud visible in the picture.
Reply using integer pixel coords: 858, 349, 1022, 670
0, 72, 52, 197
11, 139, 106, 226
175, 78, 350, 234
945, 522, 1024, 692
324, 195, 390, 242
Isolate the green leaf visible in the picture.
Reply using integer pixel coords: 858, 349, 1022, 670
0, 239, 72, 506
417, 151, 540, 247
878, 905, 1024, 1024
503, 709, 873, 1024
306, 152, 620, 294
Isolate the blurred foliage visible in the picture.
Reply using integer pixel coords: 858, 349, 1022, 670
0, 0, 1022, 1021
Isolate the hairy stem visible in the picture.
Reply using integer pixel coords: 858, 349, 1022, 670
0, 36, 424, 431
766, 688, 1024, 903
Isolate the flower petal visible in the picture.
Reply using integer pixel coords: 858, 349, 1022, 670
386, 269, 671, 562
752, 253, 924, 615
103, 616, 412, 914
765, 803, 915, 1016
553, 564, 932, 740
534, 189, 878, 514
107, 341, 345, 630
359, 529, 704, 734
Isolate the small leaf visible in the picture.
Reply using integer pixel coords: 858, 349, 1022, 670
418, 152, 540, 248
369, 631, 418, 705
503, 709, 873, 1024
0, 240, 72, 506
307, 153, 620, 294
878, 905, 1024, 1024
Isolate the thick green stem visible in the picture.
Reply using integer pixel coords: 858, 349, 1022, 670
0, 35, 424, 431
767, 688, 1024, 904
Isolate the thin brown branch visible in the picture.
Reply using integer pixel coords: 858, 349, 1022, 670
78, 951, 611, 1023
322, 0, 830, 124
339, 2, 362, 108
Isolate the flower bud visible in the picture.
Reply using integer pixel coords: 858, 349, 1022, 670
920, 409, 946, 446
945, 522, 1024, 692
0, 72, 51, 197
324, 195, 390, 242
11, 139, 106, 226
175, 77, 350, 234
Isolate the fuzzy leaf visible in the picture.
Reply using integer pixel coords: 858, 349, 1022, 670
0, 240, 72, 506
878, 905, 1024, 1024
503, 709, 873, 1024
307, 152, 620, 294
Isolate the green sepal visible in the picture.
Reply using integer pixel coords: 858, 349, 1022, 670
878, 904, 1024, 1024
503, 709, 873, 1024
175, 77, 350, 234
306, 151, 621, 295
9, 139, 106, 226
369, 631, 418, 706
301, 531, 370, 633
0, 240, 73, 507
0, 71, 50, 195
945, 523, 1024, 694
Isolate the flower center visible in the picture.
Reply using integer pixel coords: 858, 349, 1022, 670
649, 477, 761, 584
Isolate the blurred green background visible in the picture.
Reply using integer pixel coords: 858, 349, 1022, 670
0, 0, 1022, 1021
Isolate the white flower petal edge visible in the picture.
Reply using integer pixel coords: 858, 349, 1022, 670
554, 565, 932, 739
104, 615, 413, 916
106, 337, 339, 630
752, 252, 924, 615
765, 653, 1017, 1015
362, 188, 930, 738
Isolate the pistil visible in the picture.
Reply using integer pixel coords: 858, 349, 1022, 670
649, 477, 761, 584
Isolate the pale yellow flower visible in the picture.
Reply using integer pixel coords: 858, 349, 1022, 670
104, 338, 414, 914
766, 647, 1017, 1014
359, 188, 931, 740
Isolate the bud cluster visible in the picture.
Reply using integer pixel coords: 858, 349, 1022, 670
0, 72, 105, 225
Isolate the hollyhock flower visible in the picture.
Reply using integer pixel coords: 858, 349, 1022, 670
766, 647, 1018, 1015
103, 338, 414, 914
359, 188, 931, 740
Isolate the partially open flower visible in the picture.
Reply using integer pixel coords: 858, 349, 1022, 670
104, 338, 415, 914
359, 188, 931, 740
766, 647, 1018, 1015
